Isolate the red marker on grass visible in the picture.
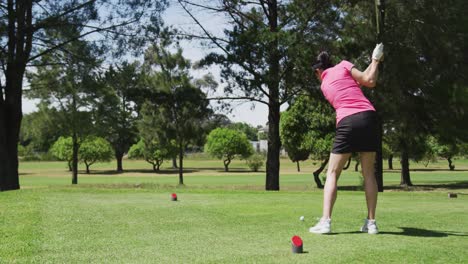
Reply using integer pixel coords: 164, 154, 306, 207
171, 193, 177, 201
291, 235, 303, 253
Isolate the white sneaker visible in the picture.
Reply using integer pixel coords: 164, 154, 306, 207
309, 218, 331, 234
360, 219, 379, 234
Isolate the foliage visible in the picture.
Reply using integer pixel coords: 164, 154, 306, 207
280, 110, 310, 164
19, 104, 66, 153
49, 137, 73, 163
79, 137, 114, 173
205, 128, 254, 171
93, 62, 142, 171
281, 96, 335, 161
128, 139, 177, 171
246, 154, 265, 172
424, 136, 460, 170
138, 40, 213, 183
228, 123, 258, 141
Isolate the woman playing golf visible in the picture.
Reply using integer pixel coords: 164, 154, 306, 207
309, 44, 384, 234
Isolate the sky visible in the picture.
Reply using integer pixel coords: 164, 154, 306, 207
22, 1, 287, 127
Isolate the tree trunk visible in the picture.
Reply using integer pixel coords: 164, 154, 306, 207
400, 145, 412, 186
178, 145, 184, 185
152, 163, 157, 172
85, 162, 90, 174
68, 160, 72, 171
265, 100, 281, 191
265, 0, 281, 191
355, 160, 360, 172
72, 132, 79, 184
312, 158, 328, 189
343, 157, 351, 170
296, 161, 300, 172
172, 157, 178, 169
224, 158, 231, 172
115, 151, 124, 172
0, 115, 21, 191
388, 154, 393, 170
0, 0, 34, 192
447, 157, 455, 171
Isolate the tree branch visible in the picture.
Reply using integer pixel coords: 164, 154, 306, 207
27, 18, 138, 62
33, 0, 97, 30
177, 0, 230, 55
207, 96, 268, 106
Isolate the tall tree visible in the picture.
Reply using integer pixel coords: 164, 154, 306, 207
28, 37, 98, 184
178, 0, 341, 190
140, 42, 213, 185
0, 0, 167, 191
94, 62, 141, 172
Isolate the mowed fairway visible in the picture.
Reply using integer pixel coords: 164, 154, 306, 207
1, 158, 468, 263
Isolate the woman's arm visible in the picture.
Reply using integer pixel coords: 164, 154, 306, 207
351, 59, 380, 88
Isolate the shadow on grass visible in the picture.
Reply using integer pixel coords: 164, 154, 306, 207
86, 169, 200, 175
182, 167, 261, 173
379, 168, 468, 174
337, 181, 468, 191
380, 227, 468, 237
410, 168, 468, 172
339, 228, 468, 237
85, 167, 260, 175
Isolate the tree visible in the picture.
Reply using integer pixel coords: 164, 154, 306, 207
128, 139, 177, 172
280, 110, 310, 172
94, 62, 141, 172
0, 0, 167, 191
280, 96, 335, 188
19, 104, 66, 153
28, 38, 99, 185
228, 122, 258, 141
49, 137, 74, 171
205, 128, 254, 172
79, 137, 114, 174
178, 0, 341, 190
139, 42, 213, 184
425, 136, 460, 171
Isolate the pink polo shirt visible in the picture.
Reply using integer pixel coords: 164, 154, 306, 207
320, 60, 375, 125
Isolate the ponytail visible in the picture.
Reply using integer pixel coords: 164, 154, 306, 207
312, 51, 334, 71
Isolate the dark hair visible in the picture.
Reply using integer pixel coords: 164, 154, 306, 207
312, 51, 334, 71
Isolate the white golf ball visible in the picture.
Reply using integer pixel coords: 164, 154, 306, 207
299, 216, 305, 221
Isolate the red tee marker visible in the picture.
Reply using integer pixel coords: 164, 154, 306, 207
291, 235, 303, 254
171, 193, 177, 201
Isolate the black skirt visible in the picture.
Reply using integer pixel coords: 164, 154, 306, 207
331, 110, 379, 154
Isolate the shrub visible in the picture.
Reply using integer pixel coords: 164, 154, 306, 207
246, 154, 265, 172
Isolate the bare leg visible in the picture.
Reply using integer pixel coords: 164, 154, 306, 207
322, 153, 352, 219
360, 152, 378, 220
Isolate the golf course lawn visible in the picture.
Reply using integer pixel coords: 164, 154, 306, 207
1, 158, 467, 263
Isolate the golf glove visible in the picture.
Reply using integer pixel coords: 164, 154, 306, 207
372, 43, 384, 61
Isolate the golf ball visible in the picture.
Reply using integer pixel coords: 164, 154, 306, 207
299, 216, 305, 221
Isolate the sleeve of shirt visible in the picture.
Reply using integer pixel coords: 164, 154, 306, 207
341, 60, 355, 72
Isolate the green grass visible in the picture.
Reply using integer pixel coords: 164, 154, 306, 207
1, 158, 467, 263
1, 188, 467, 263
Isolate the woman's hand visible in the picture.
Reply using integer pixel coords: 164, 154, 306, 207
372, 43, 384, 61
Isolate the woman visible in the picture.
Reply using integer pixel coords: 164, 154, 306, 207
309, 44, 384, 234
